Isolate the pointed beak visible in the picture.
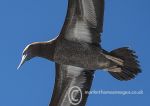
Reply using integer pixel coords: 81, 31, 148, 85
17, 54, 27, 70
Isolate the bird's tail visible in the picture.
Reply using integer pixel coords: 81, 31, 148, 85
107, 47, 141, 81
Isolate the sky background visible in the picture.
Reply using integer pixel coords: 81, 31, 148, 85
0, 0, 149, 106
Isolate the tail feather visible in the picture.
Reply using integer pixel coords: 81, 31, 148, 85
108, 47, 141, 81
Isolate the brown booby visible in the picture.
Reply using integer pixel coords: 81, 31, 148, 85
18, 0, 141, 106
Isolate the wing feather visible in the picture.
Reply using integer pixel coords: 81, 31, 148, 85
60, 0, 104, 45
49, 63, 95, 106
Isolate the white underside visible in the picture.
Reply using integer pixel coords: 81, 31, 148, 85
65, 21, 92, 43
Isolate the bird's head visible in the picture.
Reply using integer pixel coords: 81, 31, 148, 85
17, 43, 39, 70
17, 40, 56, 70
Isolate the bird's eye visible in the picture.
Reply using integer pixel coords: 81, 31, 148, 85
26, 51, 30, 55
23, 50, 29, 56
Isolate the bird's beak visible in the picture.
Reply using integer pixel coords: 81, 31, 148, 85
17, 54, 27, 70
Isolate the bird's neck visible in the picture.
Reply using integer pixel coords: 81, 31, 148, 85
33, 41, 56, 61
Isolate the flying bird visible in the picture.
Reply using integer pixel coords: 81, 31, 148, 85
18, 0, 141, 106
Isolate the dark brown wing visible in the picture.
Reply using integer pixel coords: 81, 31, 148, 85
49, 63, 95, 106
59, 0, 104, 45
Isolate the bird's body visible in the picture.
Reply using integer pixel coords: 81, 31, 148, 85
18, 0, 141, 106
54, 38, 117, 70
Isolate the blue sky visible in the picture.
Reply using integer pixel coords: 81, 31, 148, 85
0, 0, 149, 106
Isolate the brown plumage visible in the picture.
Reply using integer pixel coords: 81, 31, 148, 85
18, 0, 141, 106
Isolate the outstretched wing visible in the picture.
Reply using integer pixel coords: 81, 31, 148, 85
49, 63, 95, 106
60, 0, 104, 45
